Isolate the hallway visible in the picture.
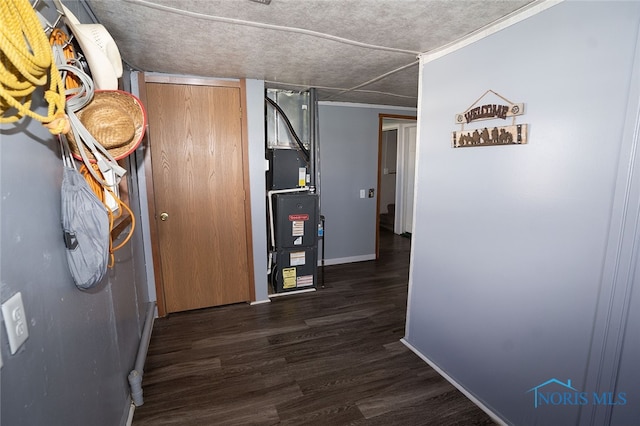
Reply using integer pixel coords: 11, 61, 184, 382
133, 229, 494, 425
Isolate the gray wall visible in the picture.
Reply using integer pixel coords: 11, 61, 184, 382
0, 2, 149, 425
610, 247, 640, 426
405, 1, 640, 425
246, 80, 269, 302
318, 103, 415, 263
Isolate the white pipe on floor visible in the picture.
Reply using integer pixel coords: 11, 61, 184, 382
128, 301, 156, 407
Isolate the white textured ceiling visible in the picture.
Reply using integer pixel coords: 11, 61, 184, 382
86, 0, 536, 107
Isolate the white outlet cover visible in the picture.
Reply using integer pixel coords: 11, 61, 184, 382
2, 292, 29, 355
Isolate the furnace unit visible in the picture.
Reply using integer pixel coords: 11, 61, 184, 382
266, 88, 322, 295
272, 192, 318, 292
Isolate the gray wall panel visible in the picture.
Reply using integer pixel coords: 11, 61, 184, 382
246, 79, 269, 302
0, 2, 148, 424
318, 104, 415, 262
405, 1, 640, 424
610, 248, 640, 425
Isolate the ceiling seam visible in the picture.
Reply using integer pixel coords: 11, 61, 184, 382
264, 81, 418, 100
323, 60, 420, 101
124, 0, 420, 56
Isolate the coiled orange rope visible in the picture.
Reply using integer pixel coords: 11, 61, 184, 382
0, 0, 69, 134
49, 28, 80, 90
80, 163, 136, 268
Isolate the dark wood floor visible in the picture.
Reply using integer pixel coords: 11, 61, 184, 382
132, 229, 495, 425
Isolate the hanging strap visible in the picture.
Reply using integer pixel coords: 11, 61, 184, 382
66, 108, 127, 186
54, 62, 127, 187
49, 28, 81, 89
59, 132, 76, 170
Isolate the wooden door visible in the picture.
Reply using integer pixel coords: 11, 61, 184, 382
145, 82, 251, 313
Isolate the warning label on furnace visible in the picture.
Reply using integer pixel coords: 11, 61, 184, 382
290, 251, 306, 266
282, 267, 296, 289
292, 221, 304, 237
297, 275, 314, 287
290, 214, 308, 237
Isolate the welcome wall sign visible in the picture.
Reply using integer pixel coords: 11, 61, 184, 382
452, 90, 528, 148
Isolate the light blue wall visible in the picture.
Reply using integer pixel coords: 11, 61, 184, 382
318, 103, 415, 263
610, 249, 640, 426
0, 2, 149, 425
405, 1, 640, 425
246, 79, 269, 302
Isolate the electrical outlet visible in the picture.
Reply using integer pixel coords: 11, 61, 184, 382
2, 292, 29, 355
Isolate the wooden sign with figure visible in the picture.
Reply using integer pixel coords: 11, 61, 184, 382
453, 90, 528, 148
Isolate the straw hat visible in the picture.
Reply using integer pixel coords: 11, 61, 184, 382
60, 1, 123, 90
67, 90, 147, 161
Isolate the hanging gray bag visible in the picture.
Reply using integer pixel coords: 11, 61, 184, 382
60, 134, 110, 290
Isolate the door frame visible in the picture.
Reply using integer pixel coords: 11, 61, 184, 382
398, 122, 418, 235
376, 113, 417, 259
138, 74, 255, 316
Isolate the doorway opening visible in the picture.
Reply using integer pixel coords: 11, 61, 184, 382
376, 114, 417, 258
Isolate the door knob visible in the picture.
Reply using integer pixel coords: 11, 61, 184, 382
160, 212, 169, 221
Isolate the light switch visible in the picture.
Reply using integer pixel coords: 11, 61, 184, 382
2, 292, 29, 355
359, 189, 365, 198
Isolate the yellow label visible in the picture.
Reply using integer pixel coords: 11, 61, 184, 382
282, 267, 296, 289
298, 167, 306, 186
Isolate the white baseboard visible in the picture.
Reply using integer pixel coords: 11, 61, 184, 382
125, 402, 135, 426
319, 254, 376, 266
250, 299, 271, 305
269, 288, 316, 298
400, 338, 507, 426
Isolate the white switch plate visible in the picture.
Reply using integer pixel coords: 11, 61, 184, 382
360, 189, 365, 198
2, 292, 29, 355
